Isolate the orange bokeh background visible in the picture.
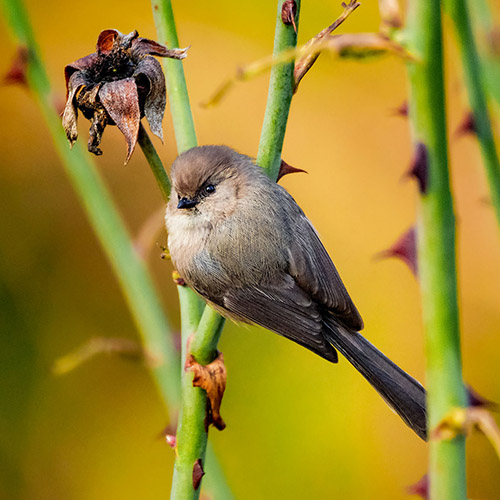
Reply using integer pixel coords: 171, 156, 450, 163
1, 1, 499, 499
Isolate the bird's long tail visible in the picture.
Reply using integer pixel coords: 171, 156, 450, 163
323, 316, 427, 440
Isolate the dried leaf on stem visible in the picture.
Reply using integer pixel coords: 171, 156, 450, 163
186, 351, 227, 431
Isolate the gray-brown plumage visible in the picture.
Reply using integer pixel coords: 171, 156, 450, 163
166, 145, 427, 440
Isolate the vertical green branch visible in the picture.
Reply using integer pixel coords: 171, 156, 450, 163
257, 0, 301, 179
151, 0, 197, 153
151, 2, 232, 499
445, 0, 500, 229
405, 3, 467, 500
0, 0, 181, 410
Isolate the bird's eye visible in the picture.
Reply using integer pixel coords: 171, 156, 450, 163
204, 184, 216, 195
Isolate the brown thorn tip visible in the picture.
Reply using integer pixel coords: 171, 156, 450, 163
192, 459, 205, 490
455, 111, 476, 139
375, 227, 417, 275
406, 474, 429, 499
277, 159, 307, 181
407, 142, 428, 194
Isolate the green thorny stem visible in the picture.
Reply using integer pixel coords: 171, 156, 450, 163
406, 3, 467, 500
151, 1, 231, 499
258, 1, 300, 179
0, 0, 181, 412
151, 0, 300, 498
136, 128, 227, 491
444, 0, 500, 230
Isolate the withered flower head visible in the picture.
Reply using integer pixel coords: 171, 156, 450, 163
63, 29, 187, 163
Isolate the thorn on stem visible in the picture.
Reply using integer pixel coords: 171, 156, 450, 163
375, 227, 417, 275
455, 111, 476, 138
392, 100, 408, 118
406, 142, 428, 194
277, 159, 307, 181
192, 459, 205, 490
3, 46, 29, 86
406, 474, 429, 499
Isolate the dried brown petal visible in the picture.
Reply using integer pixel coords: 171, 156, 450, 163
131, 37, 189, 60
97, 29, 119, 54
186, 352, 227, 431
87, 107, 108, 156
99, 78, 141, 163
134, 56, 166, 140
62, 71, 87, 146
64, 53, 99, 95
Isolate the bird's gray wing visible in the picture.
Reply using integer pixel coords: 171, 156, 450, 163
287, 211, 364, 331
222, 274, 338, 362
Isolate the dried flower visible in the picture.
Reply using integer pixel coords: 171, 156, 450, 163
63, 29, 188, 163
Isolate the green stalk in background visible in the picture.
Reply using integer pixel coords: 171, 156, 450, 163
467, 0, 500, 109
0, 0, 181, 410
257, 0, 301, 179
444, 0, 500, 229
405, 2, 467, 500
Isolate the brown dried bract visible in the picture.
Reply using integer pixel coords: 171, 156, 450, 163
277, 159, 307, 181
432, 406, 500, 459
62, 29, 188, 163
281, 0, 298, 33
186, 351, 227, 431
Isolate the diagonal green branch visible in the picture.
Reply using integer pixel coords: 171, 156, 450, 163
405, 2, 467, 499
0, 0, 181, 411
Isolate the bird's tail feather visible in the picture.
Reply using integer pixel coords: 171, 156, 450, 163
323, 316, 427, 440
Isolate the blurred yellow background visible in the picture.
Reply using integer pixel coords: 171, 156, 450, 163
1, 1, 500, 499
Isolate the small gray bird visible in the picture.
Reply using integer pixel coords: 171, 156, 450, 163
166, 145, 427, 440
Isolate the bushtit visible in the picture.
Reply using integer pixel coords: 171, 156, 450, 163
166, 145, 427, 440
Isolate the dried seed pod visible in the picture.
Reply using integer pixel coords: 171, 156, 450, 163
62, 29, 188, 163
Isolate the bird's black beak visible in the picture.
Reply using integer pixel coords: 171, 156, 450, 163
177, 197, 198, 209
